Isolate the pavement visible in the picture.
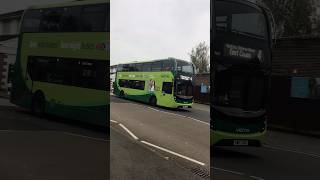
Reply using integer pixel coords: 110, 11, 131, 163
110, 95, 210, 179
0, 99, 108, 180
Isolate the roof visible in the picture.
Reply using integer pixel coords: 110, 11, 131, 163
29, 0, 109, 10
0, 10, 24, 21
117, 58, 191, 65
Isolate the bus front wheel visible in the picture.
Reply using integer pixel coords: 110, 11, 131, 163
32, 92, 45, 117
149, 96, 157, 106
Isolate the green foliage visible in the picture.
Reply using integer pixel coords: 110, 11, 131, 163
263, 0, 312, 37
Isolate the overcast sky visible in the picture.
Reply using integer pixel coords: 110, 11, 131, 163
1, 0, 210, 66
111, 0, 210, 65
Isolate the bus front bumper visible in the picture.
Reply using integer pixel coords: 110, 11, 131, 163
210, 129, 266, 147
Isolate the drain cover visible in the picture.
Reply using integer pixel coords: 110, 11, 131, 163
190, 167, 210, 179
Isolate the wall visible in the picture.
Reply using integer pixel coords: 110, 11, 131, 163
193, 73, 210, 104
269, 37, 320, 132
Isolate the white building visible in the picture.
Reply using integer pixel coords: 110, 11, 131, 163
0, 10, 23, 92
110, 65, 117, 92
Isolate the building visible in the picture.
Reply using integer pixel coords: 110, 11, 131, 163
193, 73, 210, 104
110, 65, 117, 92
0, 10, 23, 92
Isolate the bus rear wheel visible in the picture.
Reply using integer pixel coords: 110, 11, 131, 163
32, 92, 45, 117
120, 90, 125, 98
149, 96, 157, 106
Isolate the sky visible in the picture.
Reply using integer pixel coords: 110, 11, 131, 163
0, 0, 210, 66
111, 0, 210, 65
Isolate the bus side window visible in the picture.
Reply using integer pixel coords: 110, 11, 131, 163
134, 80, 145, 90
104, 4, 110, 32
21, 10, 41, 33
135, 64, 143, 72
40, 8, 63, 32
216, 16, 228, 31
142, 63, 152, 71
162, 82, 173, 94
60, 7, 81, 32
162, 60, 173, 71
81, 4, 107, 32
151, 61, 161, 72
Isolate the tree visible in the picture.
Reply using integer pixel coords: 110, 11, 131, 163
189, 42, 210, 74
263, 0, 312, 38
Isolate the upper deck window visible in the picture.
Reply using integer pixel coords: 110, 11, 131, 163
21, 10, 41, 32
216, 1, 267, 39
21, 3, 109, 33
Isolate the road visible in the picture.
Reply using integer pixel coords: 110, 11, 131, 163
212, 130, 320, 180
110, 95, 210, 179
0, 98, 108, 180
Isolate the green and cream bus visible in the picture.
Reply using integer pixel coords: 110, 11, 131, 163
10, 0, 109, 126
114, 58, 195, 108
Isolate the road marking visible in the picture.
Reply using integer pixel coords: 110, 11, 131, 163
147, 107, 210, 126
119, 123, 139, 140
212, 167, 244, 176
113, 122, 206, 167
63, 132, 108, 142
264, 144, 320, 159
250, 175, 265, 180
110, 120, 118, 124
212, 167, 265, 180
141, 140, 205, 166
111, 95, 210, 126
0, 130, 108, 142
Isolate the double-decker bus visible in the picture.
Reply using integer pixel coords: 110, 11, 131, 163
211, 0, 274, 146
114, 58, 195, 108
10, 0, 109, 126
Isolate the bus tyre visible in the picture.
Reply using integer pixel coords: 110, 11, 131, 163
120, 90, 125, 98
32, 92, 45, 117
149, 96, 157, 106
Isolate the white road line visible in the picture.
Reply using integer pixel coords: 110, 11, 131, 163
147, 107, 210, 126
63, 132, 108, 142
264, 144, 320, 159
110, 120, 118, 123
212, 167, 244, 176
112, 95, 210, 125
249, 175, 265, 180
140, 140, 206, 166
119, 123, 139, 140
213, 167, 265, 180
113, 122, 207, 167
0, 130, 108, 142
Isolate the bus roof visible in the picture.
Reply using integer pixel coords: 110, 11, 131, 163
218, 0, 268, 12
28, 0, 109, 10
118, 58, 191, 65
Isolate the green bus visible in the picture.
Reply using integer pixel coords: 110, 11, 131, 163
10, 0, 109, 126
114, 58, 195, 108
211, 0, 274, 146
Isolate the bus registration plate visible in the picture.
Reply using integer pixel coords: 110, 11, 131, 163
233, 140, 248, 146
